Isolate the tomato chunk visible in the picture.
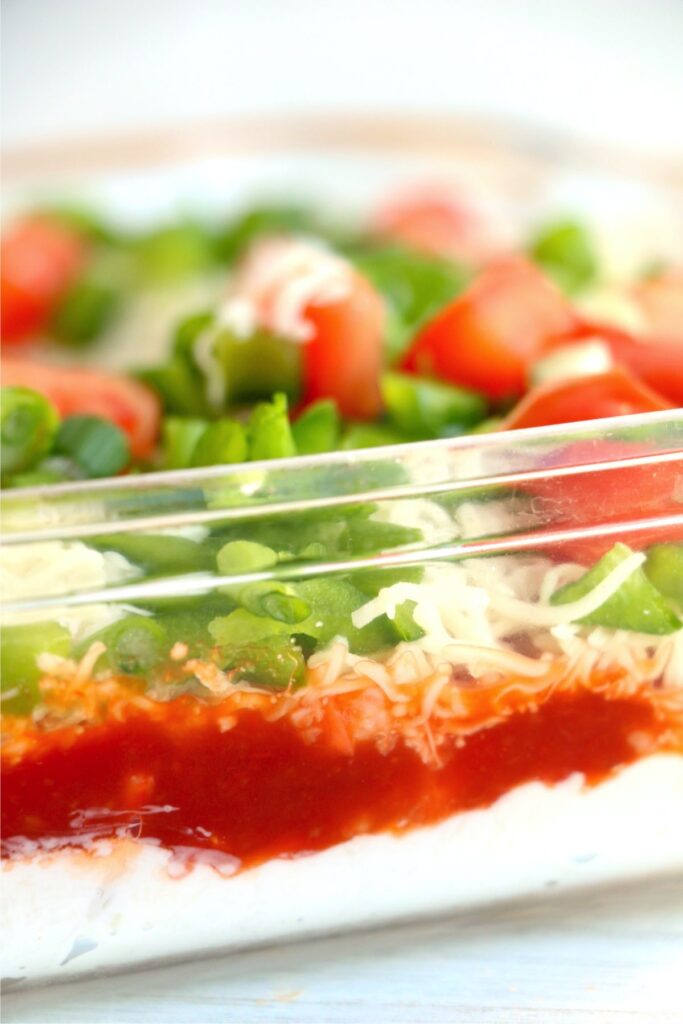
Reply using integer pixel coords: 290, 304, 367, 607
1, 219, 87, 344
372, 187, 495, 263
543, 319, 683, 406
401, 257, 577, 401
303, 271, 385, 420
2, 360, 160, 459
504, 368, 672, 431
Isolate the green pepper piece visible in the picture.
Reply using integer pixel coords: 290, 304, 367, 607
219, 635, 306, 690
160, 416, 209, 469
248, 393, 297, 461
51, 278, 119, 346
291, 400, 341, 455
1, 622, 71, 715
391, 599, 425, 642
644, 544, 683, 609
135, 222, 215, 284
217, 540, 279, 575
191, 419, 248, 467
551, 542, 681, 634
209, 608, 292, 645
529, 219, 597, 295
1, 387, 60, 477
340, 422, 415, 450
294, 577, 398, 654
215, 330, 302, 406
381, 372, 487, 437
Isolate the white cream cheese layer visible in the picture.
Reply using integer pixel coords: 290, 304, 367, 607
3, 753, 683, 983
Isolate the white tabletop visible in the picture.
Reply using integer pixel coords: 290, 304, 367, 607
4, 876, 682, 1024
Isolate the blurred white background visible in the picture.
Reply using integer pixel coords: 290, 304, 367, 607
3, 0, 683, 156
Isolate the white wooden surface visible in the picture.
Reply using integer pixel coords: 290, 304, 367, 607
4, 877, 683, 1024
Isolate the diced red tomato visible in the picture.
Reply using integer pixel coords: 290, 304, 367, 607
504, 368, 672, 431
524, 439, 683, 563
303, 271, 385, 420
401, 257, 577, 401
2, 360, 160, 459
1, 219, 87, 344
632, 271, 683, 345
542, 319, 683, 406
372, 187, 495, 263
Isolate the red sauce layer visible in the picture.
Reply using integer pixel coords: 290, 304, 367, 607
1, 691, 659, 868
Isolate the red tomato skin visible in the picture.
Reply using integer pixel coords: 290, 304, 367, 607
543, 319, 683, 406
524, 439, 683, 563
401, 257, 577, 401
303, 271, 384, 420
2, 361, 160, 460
1, 220, 87, 344
503, 369, 672, 431
372, 189, 492, 263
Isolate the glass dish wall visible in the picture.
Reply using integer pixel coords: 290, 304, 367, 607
2, 411, 682, 982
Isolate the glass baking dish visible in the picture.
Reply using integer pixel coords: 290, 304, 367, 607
2, 116, 683, 985
2, 410, 682, 983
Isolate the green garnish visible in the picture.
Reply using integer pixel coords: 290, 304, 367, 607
191, 420, 248, 467
291, 400, 341, 455
381, 372, 487, 437
1, 622, 71, 715
55, 414, 130, 478
51, 278, 119, 346
248, 393, 297, 461
644, 544, 683, 609
529, 219, 597, 295
551, 542, 681, 634
1, 387, 60, 477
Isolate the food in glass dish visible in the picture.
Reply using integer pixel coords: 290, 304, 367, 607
1, 184, 682, 981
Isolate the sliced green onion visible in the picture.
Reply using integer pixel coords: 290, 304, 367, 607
248, 393, 297, 461
381, 372, 487, 437
92, 532, 214, 575
55, 414, 130, 478
340, 422, 413, 450
238, 581, 311, 624
191, 419, 248, 467
1, 387, 60, 476
529, 219, 597, 295
291, 400, 341, 455
530, 340, 613, 387
83, 615, 168, 676
161, 416, 209, 469
1, 621, 71, 715
217, 540, 278, 576
51, 278, 119, 346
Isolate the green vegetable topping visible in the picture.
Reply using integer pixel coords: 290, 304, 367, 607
551, 542, 681, 634
291, 400, 341, 454
51, 278, 119, 345
1, 622, 71, 715
92, 532, 215, 576
190, 419, 248, 467
644, 544, 683, 609
135, 222, 215, 284
1, 387, 60, 477
55, 414, 130, 478
248, 393, 297, 460
216, 540, 279, 575
381, 371, 487, 437
82, 615, 168, 676
219, 635, 306, 690
529, 219, 597, 295
161, 417, 209, 469
391, 599, 425, 642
